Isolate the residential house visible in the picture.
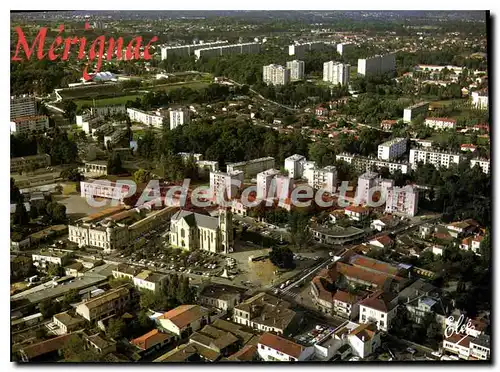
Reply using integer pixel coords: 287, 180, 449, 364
52, 312, 84, 334
18, 333, 74, 362
64, 262, 86, 277
130, 329, 174, 357
460, 235, 484, 255
347, 323, 382, 358
368, 235, 394, 250
198, 284, 243, 311
345, 206, 370, 221
75, 285, 131, 322
446, 219, 480, 238
257, 332, 314, 361
233, 293, 297, 335
333, 290, 363, 320
225, 344, 258, 361
419, 223, 434, 239
370, 216, 396, 232
85, 333, 117, 355
157, 305, 210, 338
442, 333, 490, 360
358, 290, 398, 332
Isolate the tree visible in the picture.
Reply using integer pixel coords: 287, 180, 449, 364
288, 212, 312, 251
133, 168, 151, 184
11, 178, 21, 204
106, 318, 126, 340
61, 100, 77, 123
269, 245, 295, 270
47, 263, 64, 278
107, 153, 125, 175
13, 201, 30, 225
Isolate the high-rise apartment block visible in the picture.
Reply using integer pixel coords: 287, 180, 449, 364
409, 148, 465, 170
377, 138, 407, 161
210, 170, 245, 201
263, 64, 290, 86
284, 154, 307, 179
286, 60, 305, 81
357, 54, 396, 77
385, 185, 419, 217
169, 108, 190, 130
11, 94, 37, 120
403, 102, 430, 123
323, 61, 350, 86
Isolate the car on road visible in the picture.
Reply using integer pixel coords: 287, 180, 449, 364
285, 280, 291, 286
280, 284, 285, 289
406, 347, 416, 355
274, 289, 279, 294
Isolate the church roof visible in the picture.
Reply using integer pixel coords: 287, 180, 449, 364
172, 210, 219, 230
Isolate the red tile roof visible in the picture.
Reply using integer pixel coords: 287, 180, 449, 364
131, 329, 172, 351
349, 322, 377, 341
425, 117, 456, 123
227, 344, 257, 361
337, 262, 393, 288
359, 290, 397, 313
350, 255, 399, 275
258, 333, 304, 359
19, 334, 73, 360
373, 235, 393, 247
345, 205, 369, 214
159, 305, 209, 329
333, 290, 360, 304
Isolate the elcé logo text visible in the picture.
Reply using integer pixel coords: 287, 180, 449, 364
11, 22, 158, 80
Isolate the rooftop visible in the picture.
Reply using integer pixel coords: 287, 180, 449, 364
159, 305, 210, 329
258, 333, 304, 359
131, 329, 173, 351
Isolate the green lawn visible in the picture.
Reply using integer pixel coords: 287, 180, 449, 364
150, 81, 210, 92
75, 94, 143, 109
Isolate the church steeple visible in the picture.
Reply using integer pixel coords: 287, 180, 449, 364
218, 206, 233, 254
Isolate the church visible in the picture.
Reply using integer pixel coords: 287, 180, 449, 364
168, 208, 233, 254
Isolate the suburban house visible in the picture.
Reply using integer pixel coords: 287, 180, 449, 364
157, 305, 211, 338
333, 290, 363, 320
85, 333, 117, 355
460, 235, 484, 255
446, 219, 480, 238
442, 333, 490, 360
368, 235, 394, 250
52, 312, 85, 334
257, 332, 314, 361
347, 323, 382, 358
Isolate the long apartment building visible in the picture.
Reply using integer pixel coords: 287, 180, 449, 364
263, 64, 290, 86
226, 157, 275, 177
357, 54, 396, 77
210, 170, 245, 201
336, 153, 410, 174
288, 42, 328, 58
286, 60, 305, 81
385, 184, 419, 217
425, 117, 456, 130
11, 94, 37, 120
169, 108, 190, 130
409, 148, 465, 170
323, 61, 350, 86
11, 154, 51, 173
377, 138, 407, 161
127, 108, 164, 128
194, 42, 261, 60
160, 41, 229, 60
80, 180, 132, 203
68, 206, 178, 253
403, 102, 429, 123
75, 285, 131, 322
10, 115, 49, 135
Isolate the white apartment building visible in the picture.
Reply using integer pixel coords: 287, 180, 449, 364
263, 64, 290, 85
470, 158, 490, 174
471, 90, 488, 110
90, 105, 126, 117
194, 42, 261, 60
403, 102, 430, 123
160, 41, 229, 60
425, 117, 456, 130
443, 334, 490, 361
80, 180, 131, 202
127, 108, 164, 128
306, 165, 337, 193
356, 171, 381, 205
323, 61, 350, 86
409, 148, 465, 170
210, 170, 245, 201
288, 42, 327, 58
10, 115, 49, 134
336, 153, 410, 174
336, 43, 355, 56
286, 60, 305, 81
169, 108, 190, 130
385, 185, 419, 217
226, 157, 275, 177
377, 138, 407, 161
256, 169, 281, 200
284, 154, 306, 179
357, 54, 396, 77
11, 94, 37, 120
